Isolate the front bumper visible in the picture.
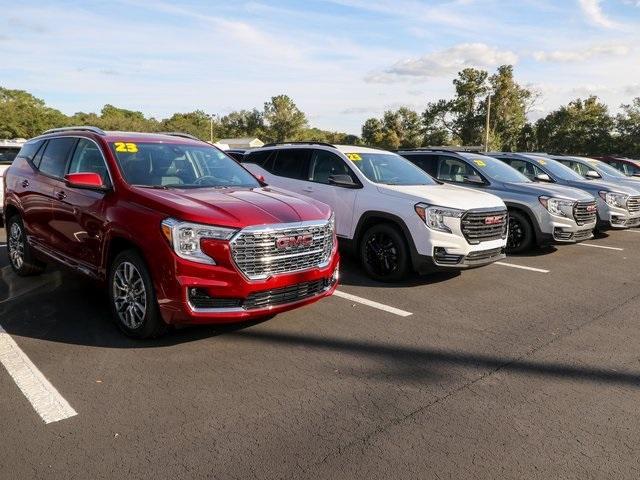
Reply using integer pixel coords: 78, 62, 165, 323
537, 209, 596, 244
154, 239, 340, 325
597, 202, 640, 230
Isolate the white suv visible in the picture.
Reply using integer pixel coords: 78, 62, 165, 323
242, 143, 509, 281
0, 139, 26, 226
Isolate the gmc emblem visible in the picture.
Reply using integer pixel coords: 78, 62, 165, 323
586, 205, 597, 212
276, 234, 313, 250
484, 215, 504, 225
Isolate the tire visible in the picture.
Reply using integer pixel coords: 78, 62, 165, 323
108, 249, 168, 339
359, 223, 410, 282
6, 215, 46, 276
506, 210, 534, 254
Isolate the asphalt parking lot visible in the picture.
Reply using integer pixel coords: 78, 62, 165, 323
1, 228, 640, 479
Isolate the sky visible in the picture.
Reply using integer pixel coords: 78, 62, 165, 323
1, 0, 640, 134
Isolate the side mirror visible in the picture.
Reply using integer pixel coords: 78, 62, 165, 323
65, 173, 108, 190
585, 170, 601, 179
534, 173, 552, 183
463, 174, 485, 185
328, 174, 359, 188
254, 174, 266, 183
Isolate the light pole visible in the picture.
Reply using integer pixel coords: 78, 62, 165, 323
484, 95, 491, 152
209, 114, 214, 143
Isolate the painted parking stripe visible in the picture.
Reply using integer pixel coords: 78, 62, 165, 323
494, 262, 549, 273
334, 290, 412, 317
578, 243, 624, 251
0, 325, 77, 424
623, 229, 640, 233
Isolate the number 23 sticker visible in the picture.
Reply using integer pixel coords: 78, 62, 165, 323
473, 159, 486, 167
114, 142, 138, 153
346, 153, 362, 161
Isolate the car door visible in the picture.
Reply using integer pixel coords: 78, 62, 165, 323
49, 137, 111, 272
23, 137, 77, 251
304, 149, 360, 238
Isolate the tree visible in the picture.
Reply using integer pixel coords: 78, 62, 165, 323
615, 98, 640, 157
535, 96, 614, 155
360, 107, 422, 148
361, 118, 384, 146
96, 104, 159, 132
422, 100, 453, 146
161, 110, 217, 141
220, 109, 264, 139
0, 88, 67, 138
263, 95, 308, 142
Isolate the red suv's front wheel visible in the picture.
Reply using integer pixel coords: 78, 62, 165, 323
6, 215, 45, 276
108, 250, 168, 339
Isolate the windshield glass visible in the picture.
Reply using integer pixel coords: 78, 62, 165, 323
0, 147, 20, 165
111, 142, 260, 188
463, 154, 530, 183
346, 152, 437, 185
583, 158, 628, 178
531, 156, 585, 181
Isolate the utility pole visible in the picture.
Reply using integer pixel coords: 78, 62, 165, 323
209, 115, 214, 143
484, 94, 491, 152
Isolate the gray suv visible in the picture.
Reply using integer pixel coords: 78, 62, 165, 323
492, 153, 640, 230
397, 149, 597, 253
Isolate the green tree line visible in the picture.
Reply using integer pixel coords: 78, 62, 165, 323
0, 90, 357, 145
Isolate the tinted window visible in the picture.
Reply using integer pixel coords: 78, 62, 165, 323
459, 154, 530, 183
272, 149, 311, 180
14, 140, 44, 164
39, 137, 77, 178
309, 150, 354, 184
111, 142, 259, 188
68, 139, 110, 185
401, 154, 439, 176
502, 159, 543, 180
243, 150, 273, 167
437, 156, 479, 182
0, 147, 20, 165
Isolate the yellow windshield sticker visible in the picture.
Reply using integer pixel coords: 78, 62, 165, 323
473, 159, 486, 167
114, 142, 139, 153
538, 159, 547, 165
346, 153, 362, 161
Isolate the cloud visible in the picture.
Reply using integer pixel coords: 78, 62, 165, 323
578, 0, 618, 28
366, 43, 518, 83
533, 43, 630, 62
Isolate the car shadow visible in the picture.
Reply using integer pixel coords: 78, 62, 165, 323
507, 245, 558, 258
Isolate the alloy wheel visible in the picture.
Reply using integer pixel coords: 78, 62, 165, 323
364, 232, 399, 277
507, 217, 525, 250
8, 222, 25, 270
113, 261, 147, 330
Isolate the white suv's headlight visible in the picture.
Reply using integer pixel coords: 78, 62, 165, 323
161, 218, 237, 265
415, 203, 464, 234
599, 191, 629, 209
539, 196, 575, 218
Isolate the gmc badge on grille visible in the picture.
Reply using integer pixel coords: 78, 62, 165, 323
276, 234, 313, 250
586, 205, 597, 212
484, 215, 504, 225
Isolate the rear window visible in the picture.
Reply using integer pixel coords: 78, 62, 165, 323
38, 137, 77, 178
0, 147, 21, 165
12, 140, 45, 164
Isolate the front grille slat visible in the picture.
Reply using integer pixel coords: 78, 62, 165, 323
627, 196, 640, 213
461, 209, 508, 244
231, 222, 334, 280
244, 279, 330, 310
573, 200, 597, 226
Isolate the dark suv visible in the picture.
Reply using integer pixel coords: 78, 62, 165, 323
3, 127, 339, 338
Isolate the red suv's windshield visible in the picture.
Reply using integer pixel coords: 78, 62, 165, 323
111, 142, 260, 189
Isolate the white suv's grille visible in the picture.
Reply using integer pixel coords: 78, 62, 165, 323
627, 196, 640, 213
461, 209, 508, 244
230, 221, 334, 280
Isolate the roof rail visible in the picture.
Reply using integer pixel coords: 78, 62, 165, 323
261, 141, 335, 148
42, 126, 106, 136
158, 132, 203, 141
396, 146, 485, 154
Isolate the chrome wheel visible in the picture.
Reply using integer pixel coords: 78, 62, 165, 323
8, 222, 25, 270
112, 261, 147, 330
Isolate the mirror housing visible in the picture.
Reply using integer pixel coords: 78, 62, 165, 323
463, 174, 485, 185
534, 173, 552, 183
585, 170, 601, 179
328, 174, 359, 188
254, 174, 266, 183
65, 173, 108, 190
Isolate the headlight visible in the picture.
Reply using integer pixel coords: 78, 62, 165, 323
599, 191, 629, 209
328, 211, 335, 233
415, 203, 463, 234
539, 196, 575, 218
161, 218, 237, 265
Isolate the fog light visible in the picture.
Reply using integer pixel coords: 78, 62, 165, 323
330, 264, 340, 285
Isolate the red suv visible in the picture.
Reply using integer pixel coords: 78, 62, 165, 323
3, 127, 339, 338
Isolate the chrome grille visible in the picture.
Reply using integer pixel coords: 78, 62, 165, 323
460, 209, 508, 244
573, 200, 597, 226
627, 196, 640, 213
230, 221, 334, 280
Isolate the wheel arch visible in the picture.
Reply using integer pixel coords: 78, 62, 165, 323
504, 202, 544, 245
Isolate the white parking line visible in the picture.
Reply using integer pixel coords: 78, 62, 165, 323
578, 243, 624, 251
0, 325, 77, 424
623, 229, 640, 233
494, 262, 549, 273
334, 290, 412, 317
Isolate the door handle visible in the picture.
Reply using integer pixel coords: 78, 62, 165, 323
21, 179, 29, 188
56, 190, 67, 200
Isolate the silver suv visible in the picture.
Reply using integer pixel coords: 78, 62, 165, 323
397, 149, 597, 253
492, 153, 640, 230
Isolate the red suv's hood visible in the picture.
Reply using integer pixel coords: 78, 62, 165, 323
131, 186, 331, 227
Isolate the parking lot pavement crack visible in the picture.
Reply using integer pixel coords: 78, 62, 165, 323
298, 290, 640, 477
